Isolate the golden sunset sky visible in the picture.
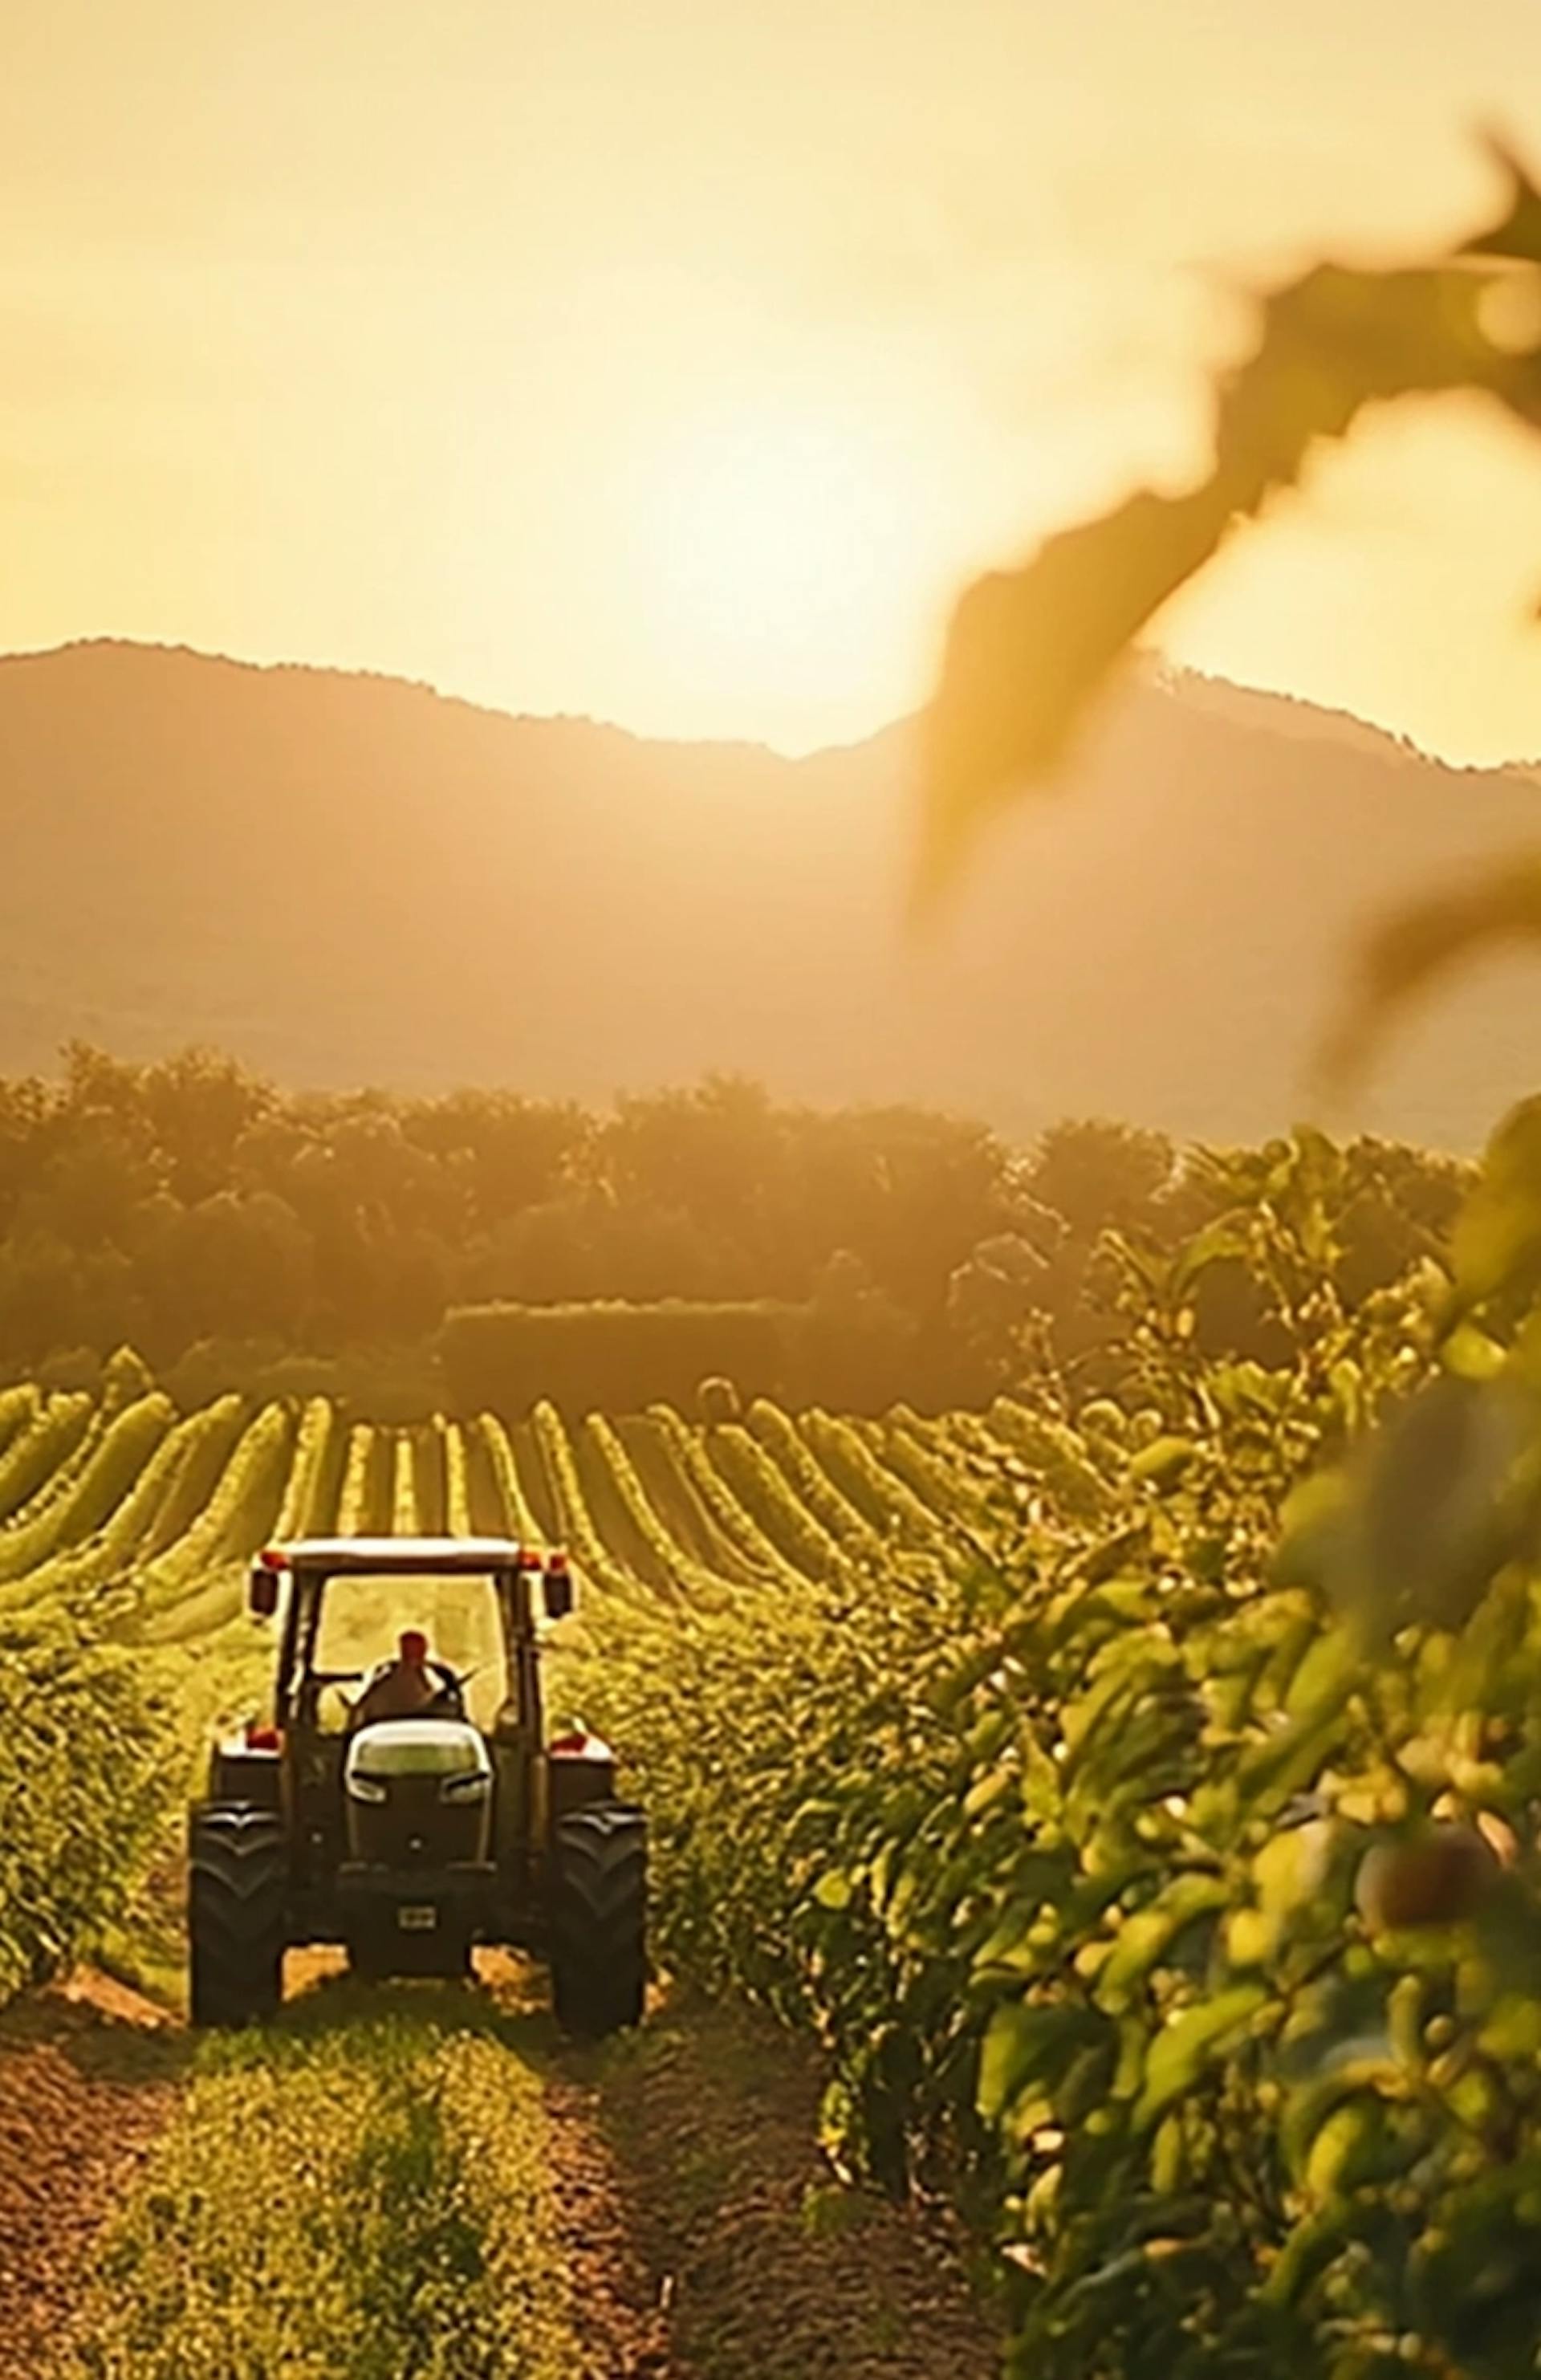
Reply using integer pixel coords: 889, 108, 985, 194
8, 1, 1541, 756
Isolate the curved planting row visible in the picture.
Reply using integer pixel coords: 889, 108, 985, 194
0, 1379, 1010, 1653
0, 1368, 1006, 2009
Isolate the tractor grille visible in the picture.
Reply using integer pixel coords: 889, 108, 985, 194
348, 1775, 490, 1869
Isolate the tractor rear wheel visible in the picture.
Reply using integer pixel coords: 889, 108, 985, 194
188, 1803, 287, 2028
550, 1804, 646, 2037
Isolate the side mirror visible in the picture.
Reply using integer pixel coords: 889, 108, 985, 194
248, 1560, 282, 1619
543, 1554, 574, 1621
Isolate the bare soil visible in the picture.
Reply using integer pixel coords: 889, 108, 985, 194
0, 1971, 182, 2380
563, 1988, 1002, 2380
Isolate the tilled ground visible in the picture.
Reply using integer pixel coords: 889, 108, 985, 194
6, 1959, 998, 2379
544, 2071, 677, 2377
0, 1971, 182, 2380
569, 1991, 1002, 2380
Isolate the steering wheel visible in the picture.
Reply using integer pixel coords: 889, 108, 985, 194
422, 1661, 481, 1718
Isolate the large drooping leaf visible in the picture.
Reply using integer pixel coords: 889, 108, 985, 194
1291, 1370, 1541, 1636
1452, 1094, 1541, 1310
920, 159, 1541, 901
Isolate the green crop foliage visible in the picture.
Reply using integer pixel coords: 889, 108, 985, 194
707, 1421, 850, 1581
746, 1397, 888, 1556
649, 1402, 808, 1590
529, 1398, 644, 1601
67, 2004, 583, 2380
582, 1412, 728, 1601
801, 1408, 945, 1548
568, 1131, 1541, 2380
0, 1602, 172, 1998
9, 1129, 1541, 2379
0, 1392, 94, 1523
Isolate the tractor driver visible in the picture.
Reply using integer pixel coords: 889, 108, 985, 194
348, 1629, 457, 1731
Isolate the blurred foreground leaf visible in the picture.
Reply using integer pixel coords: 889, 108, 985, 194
1320, 852, 1541, 1088
921, 153, 1541, 901
1277, 1370, 1541, 1634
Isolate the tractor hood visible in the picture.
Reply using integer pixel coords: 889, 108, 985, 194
346, 1718, 490, 1784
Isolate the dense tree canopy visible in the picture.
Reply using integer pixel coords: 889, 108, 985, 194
0, 1044, 1467, 1417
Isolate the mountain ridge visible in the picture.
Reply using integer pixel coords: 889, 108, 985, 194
2, 637, 1539, 1149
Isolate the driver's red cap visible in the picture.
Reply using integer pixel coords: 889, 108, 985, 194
399, 1629, 429, 1664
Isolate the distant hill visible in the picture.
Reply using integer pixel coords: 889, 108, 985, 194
2, 638, 1540, 1149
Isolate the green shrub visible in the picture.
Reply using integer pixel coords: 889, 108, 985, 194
574, 1160, 1541, 2380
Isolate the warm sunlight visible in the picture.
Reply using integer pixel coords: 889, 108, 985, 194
19, 10, 1541, 2375
625, 402, 949, 748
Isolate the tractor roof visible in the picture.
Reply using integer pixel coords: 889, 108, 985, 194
266, 1536, 532, 1575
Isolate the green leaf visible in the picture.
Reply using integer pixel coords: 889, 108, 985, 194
1133, 1986, 1267, 2128
977, 2002, 1109, 2122
1128, 1436, 1197, 1489
1281, 2061, 1403, 2186
918, 243, 1528, 901
1097, 1874, 1231, 2004
1351, 1371, 1541, 1630
1453, 1095, 1541, 1308
1260, 2196, 1360, 2309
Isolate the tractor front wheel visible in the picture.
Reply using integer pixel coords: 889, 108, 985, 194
550, 1804, 646, 2037
188, 1803, 287, 2028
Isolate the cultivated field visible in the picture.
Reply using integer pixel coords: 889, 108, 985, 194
10, 1142, 1541, 2380
0, 1365, 1014, 1641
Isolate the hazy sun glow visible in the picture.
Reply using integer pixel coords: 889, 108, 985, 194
627, 404, 954, 743
9, 1, 1541, 756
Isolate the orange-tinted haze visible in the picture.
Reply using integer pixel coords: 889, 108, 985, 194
5, 1, 1541, 757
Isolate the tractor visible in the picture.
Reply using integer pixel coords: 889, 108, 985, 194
187, 1536, 646, 2034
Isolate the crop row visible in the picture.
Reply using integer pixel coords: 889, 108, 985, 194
0, 1377, 1059, 1659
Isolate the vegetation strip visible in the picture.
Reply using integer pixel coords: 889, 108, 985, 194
65, 1991, 588, 2380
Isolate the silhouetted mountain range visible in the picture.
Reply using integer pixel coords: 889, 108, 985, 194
3, 638, 1540, 1149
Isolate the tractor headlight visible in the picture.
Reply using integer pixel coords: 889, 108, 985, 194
347, 1772, 389, 1804
440, 1771, 491, 1804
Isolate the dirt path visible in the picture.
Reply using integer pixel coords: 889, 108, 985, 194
0, 1971, 181, 2380
9, 1959, 998, 2379
568, 1991, 1000, 2380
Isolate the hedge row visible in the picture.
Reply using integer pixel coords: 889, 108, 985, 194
437, 1304, 937, 1409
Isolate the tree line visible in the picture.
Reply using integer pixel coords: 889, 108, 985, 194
0, 1043, 1470, 1413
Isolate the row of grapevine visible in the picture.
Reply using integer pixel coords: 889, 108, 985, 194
0, 1369, 1009, 2004
0, 1379, 1006, 1652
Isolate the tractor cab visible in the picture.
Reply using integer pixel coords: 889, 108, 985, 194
189, 1536, 644, 2033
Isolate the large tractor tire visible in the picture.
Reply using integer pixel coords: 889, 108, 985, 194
188, 1803, 287, 2028
550, 1804, 646, 2037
